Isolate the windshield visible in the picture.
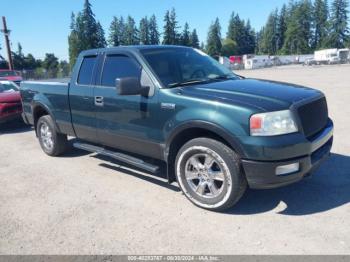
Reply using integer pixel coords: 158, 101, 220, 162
0, 81, 19, 93
140, 48, 238, 88
0, 71, 19, 77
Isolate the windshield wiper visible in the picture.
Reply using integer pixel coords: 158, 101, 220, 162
208, 74, 237, 81
168, 79, 210, 88
168, 74, 239, 88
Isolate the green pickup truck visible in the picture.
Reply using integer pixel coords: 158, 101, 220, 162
20, 46, 333, 211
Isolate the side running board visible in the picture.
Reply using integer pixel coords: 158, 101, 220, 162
73, 142, 159, 173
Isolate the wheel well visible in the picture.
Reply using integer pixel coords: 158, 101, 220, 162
166, 128, 235, 183
33, 106, 49, 133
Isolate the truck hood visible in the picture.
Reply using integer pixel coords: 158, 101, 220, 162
0, 91, 21, 103
179, 78, 322, 111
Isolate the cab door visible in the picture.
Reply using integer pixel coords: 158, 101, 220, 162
69, 54, 99, 142
93, 52, 162, 158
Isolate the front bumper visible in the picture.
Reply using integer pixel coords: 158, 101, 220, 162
241, 122, 333, 189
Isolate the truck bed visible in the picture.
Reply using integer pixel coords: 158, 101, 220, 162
20, 80, 74, 135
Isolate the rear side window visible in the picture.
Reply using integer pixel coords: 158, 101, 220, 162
101, 55, 141, 87
77, 56, 97, 85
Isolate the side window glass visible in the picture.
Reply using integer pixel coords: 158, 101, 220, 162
77, 56, 97, 85
101, 55, 141, 87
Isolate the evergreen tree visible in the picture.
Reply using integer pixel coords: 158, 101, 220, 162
108, 16, 121, 46
327, 0, 349, 48
12, 43, 25, 70
97, 21, 107, 48
163, 8, 180, 45
24, 54, 39, 70
170, 8, 180, 44
313, 0, 329, 49
227, 12, 237, 41
149, 15, 160, 45
227, 13, 256, 54
68, 12, 80, 67
118, 17, 127, 45
125, 16, 139, 45
260, 10, 279, 54
277, 4, 288, 51
80, 0, 102, 48
163, 10, 172, 44
282, 0, 313, 54
10, 43, 42, 70
139, 17, 150, 45
227, 13, 245, 54
190, 29, 200, 48
181, 22, 191, 46
68, 0, 106, 67
255, 29, 264, 54
243, 20, 256, 54
17, 43, 23, 57
206, 18, 222, 56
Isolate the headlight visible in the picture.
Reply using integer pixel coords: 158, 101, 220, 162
250, 110, 298, 136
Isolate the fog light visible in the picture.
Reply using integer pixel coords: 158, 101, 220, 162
276, 163, 300, 176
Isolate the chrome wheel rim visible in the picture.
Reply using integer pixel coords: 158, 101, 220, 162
40, 122, 53, 150
184, 153, 226, 199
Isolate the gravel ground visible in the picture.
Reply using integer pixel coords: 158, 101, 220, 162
0, 64, 349, 255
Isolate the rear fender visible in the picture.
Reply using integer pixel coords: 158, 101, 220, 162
32, 100, 61, 135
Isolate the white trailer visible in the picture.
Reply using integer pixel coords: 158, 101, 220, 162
243, 55, 272, 69
338, 49, 350, 63
314, 49, 339, 64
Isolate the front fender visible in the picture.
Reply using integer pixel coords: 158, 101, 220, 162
164, 120, 246, 159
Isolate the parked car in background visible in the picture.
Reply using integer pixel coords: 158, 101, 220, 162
0, 70, 23, 86
303, 58, 317, 66
0, 81, 23, 123
229, 56, 244, 70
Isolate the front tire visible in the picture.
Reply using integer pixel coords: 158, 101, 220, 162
37, 115, 68, 156
175, 138, 247, 211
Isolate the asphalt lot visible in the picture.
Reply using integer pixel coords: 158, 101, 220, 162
0, 64, 349, 255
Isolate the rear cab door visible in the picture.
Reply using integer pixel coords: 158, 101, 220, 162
69, 52, 100, 142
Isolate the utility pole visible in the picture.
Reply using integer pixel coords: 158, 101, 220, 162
1, 16, 14, 70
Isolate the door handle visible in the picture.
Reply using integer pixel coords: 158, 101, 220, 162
95, 96, 104, 106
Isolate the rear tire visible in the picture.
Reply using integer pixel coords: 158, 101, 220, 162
37, 115, 68, 156
175, 138, 247, 211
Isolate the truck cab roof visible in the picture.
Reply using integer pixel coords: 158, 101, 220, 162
80, 45, 192, 56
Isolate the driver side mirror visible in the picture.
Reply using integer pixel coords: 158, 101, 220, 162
116, 77, 149, 96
